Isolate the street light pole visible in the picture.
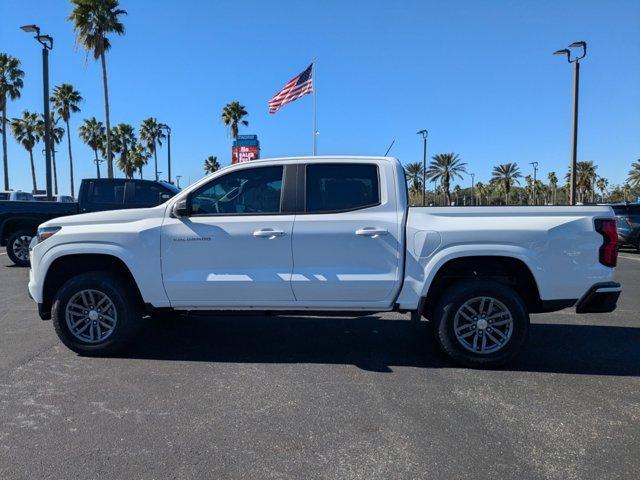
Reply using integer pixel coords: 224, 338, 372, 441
160, 124, 171, 183
470, 173, 475, 206
529, 161, 539, 205
21, 25, 53, 200
554, 41, 586, 206
417, 129, 428, 206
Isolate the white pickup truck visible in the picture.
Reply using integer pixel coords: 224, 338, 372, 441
28, 157, 621, 367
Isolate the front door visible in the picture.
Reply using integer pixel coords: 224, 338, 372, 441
161, 165, 296, 307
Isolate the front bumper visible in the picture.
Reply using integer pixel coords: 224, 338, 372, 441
576, 282, 622, 314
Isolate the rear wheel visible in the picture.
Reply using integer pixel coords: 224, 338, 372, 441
7, 230, 33, 267
52, 271, 141, 356
432, 279, 529, 368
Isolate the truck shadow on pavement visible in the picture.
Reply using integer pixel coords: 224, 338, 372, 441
118, 315, 640, 376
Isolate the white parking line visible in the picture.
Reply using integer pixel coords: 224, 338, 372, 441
619, 254, 640, 262
0, 252, 6, 256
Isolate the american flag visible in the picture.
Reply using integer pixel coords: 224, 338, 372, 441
268, 63, 314, 114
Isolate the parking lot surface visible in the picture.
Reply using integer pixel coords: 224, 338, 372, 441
0, 248, 639, 480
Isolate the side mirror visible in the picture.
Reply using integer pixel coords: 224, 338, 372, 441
172, 198, 189, 218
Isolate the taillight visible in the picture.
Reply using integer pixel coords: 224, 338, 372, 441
595, 219, 618, 267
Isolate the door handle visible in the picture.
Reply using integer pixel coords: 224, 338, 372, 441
253, 228, 285, 238
355, 227, 388, 238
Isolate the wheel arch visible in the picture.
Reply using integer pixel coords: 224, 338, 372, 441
41, 253, 145, 319
421, 254, 551, 317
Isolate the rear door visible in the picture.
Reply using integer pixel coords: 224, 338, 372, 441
290, 161, 403, 306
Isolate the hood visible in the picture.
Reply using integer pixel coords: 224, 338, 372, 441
41, 205, 167, 228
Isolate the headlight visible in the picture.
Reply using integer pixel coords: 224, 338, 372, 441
37, 226, 61, 243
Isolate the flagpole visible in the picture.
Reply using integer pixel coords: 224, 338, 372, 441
312, 59, 317, 156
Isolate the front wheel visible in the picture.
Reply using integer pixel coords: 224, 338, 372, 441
432, 279, 530, 368
52, 272, 141, 356
7, 230, 33, 267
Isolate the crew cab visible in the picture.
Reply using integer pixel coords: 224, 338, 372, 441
1, 178, 178, 266
28, 157, 621, 367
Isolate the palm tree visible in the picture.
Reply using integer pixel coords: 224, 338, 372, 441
475, 182, 486, 206
0, 53, 25, 191
404, 162, 424, 204
567, 161, 597, 203
491, 163, 521, 205
78, 117, 105, 178
51, 83, 83, 197
204, 155, 220, 174
139, 117, 165, 181
547, 171, 558, 205
111, 123, 135, 179
38, 113, 64, 195
129, 142, 150, 179
595, 176, 609, 202
10, 111, 41, 193
629, 161, 640, 188
222, 101, 248, 161
453, 185, 462, 205
426, 153, 467, 206
69, 0, 126, 179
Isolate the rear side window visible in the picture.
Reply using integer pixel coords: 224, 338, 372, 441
611, 206, 628, 215
306, 164, 380, 213
0, 193, 8, 200
628, 205, 640, 216
132, 183, 164, 205
90, 181, 125, 204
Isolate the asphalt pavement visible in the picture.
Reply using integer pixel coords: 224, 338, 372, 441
0, 248, 638, 480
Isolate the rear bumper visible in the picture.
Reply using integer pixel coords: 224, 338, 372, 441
576, 282, 622, 314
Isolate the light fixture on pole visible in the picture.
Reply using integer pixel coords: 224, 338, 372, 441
416, 129, 428, 206
529, 161, 539, 205
159, 123, 171, 183
21, 24, 54, 200
554, 41, 587, 206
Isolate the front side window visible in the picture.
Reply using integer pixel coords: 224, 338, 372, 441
306, 163, 380, 213
191, 165, 283, 215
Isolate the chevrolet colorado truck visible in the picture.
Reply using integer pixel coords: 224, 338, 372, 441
28, 157, 621, 367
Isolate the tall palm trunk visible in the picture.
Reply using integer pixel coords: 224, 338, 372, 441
139, 167, 143, 179
100, 52, 113, 178
153, 140, 158, 181
51, 144, 58, 195
2, 103, 9, 190
28, 149, 37, 193
2, 104, 9, 190
65, 119, 74, 197
93, 148, 100, 178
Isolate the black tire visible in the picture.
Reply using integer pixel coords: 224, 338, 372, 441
432, 279, 529, 368
6, 230, 33, 267
52, 271, 141, 356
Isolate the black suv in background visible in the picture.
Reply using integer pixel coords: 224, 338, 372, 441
1, 178, 180, 266
611, 203, 640, 251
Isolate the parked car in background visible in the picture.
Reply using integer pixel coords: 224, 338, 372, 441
611, 203, 640, 251
28, 156, 621, 368
33, 194, 76, 203
0, 191, 35, 201
1, 178, 179, 266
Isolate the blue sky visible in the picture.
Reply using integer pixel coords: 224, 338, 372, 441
1, 0, 639, 194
